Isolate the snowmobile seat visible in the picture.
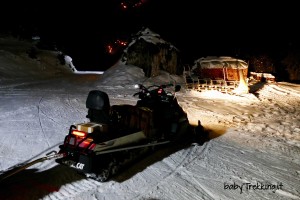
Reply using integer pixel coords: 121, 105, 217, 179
110, 105, 138, 131
87, 109, 111, 124
86, 90, 111, 124
110, 105, 155, 138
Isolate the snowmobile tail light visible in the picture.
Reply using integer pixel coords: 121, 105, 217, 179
72, 130, 87, 137
79, 138, 95, 149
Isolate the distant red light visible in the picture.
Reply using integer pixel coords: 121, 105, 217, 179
121, 0, 146, 9
106, 39, 128, 54
121, 2, 127, 9
107, 45, 113, 54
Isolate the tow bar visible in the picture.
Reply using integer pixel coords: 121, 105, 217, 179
0, 151, 65, 182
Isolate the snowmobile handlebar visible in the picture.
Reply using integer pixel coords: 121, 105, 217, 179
133, 83, 175, 98
133, 83, 181, 106
134, 83, 173, 91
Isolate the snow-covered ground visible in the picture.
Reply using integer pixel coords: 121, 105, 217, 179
0, 37, 300, 200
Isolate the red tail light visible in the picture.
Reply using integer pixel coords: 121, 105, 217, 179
72, 130, 87, 137
66, 130, 95, 150
79, 138, 96, 149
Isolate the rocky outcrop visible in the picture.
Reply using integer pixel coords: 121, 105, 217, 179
122, 28, 182, 77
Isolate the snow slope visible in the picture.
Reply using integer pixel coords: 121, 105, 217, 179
0, 37, 299, 200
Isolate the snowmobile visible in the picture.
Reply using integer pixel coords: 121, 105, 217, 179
55, 83, 203, 182
0, 83, 205, 183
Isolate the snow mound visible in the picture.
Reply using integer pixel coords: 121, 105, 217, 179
142, 70, 185, 86
185, 89, 259, 103
0, 37, 72, 81
99, 62, 145, 87
99, 61, 185, 88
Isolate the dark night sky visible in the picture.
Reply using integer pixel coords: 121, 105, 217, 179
1, 0, 299, 70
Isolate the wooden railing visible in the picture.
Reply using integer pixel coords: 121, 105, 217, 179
184, 75, 240, 93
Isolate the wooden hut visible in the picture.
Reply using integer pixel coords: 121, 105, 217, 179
193, 56, 248, 81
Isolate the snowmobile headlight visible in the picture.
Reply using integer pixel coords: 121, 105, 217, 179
134, 84, 140, 89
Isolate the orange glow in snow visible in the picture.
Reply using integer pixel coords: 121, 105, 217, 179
233, 70, 249, 95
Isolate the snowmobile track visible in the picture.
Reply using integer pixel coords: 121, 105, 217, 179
37, 96, 50, 147
131, 142, 211, 199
